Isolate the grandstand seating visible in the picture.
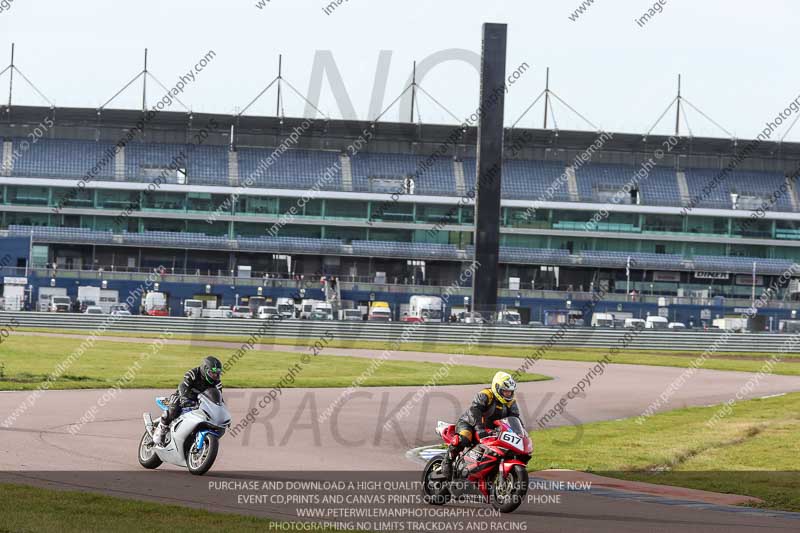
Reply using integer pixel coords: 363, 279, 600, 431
125, 143, 229, 185
4, 138, 798, 212
237, 148, 342, 190
349, 152, 456, 195
463, 158, 571, 201
576, 164, 682, 206
11, 139, 116, 180
684, 168, 792, 211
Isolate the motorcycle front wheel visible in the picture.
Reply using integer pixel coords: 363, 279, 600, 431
421, 456, 451, 506
490, 465, 528, 513
186, 433, 219, 476
138, 430, 162, 469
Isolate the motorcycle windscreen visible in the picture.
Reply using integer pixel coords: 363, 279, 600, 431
499, 417, 525, 435
201, 387, 223, 406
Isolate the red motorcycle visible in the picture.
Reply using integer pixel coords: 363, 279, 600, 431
421, 416, 532, 513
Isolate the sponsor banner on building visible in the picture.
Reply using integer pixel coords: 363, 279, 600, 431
735, 275, 763, 286
653, 271, 681, 282
694, 272, 729, 280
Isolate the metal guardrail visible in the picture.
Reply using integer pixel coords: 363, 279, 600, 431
2, 311, 798, 354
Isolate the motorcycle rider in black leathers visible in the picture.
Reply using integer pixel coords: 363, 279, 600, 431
152, 356, 223, 446
440, 371, 521, 479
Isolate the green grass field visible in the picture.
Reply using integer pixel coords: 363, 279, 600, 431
531, 392, 800, 511
0, 335, 549, 390
0, 483, 353, 533
15, 327, 800, 376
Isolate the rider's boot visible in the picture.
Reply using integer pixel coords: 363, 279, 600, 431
152, 421, 166, 446
440, 445, 457, 479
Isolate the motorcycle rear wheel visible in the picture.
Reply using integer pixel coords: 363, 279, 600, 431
421, 456, 451, 505
138, 430, 162, 469
490, 465, 528, 513
186, 433, 219, 476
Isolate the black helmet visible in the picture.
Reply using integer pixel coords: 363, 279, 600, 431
202, 356, 223, 385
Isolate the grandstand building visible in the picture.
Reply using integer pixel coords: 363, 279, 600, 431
1, 105, 799, 326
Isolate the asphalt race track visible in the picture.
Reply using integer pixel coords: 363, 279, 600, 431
2, 339, 800, 532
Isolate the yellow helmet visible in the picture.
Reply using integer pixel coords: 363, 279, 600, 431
491, 371, 517, 405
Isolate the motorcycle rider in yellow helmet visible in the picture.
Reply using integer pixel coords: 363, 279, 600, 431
440, 371, 521, 479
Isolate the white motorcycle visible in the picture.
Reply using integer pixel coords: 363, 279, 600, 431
138, 388, 231, 475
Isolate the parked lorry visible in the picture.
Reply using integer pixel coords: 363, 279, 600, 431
300, 299, 320, 320
496, 309, 522, 326
2, 284, 25, 311
38, 287, 67, 312
276, 297, 296, 319
312, 301, 333, 319
712, 317, 748, 333
184, 299, 204, 318
591, 312, 615, 328
247, 296, 267, 316
368, 301, 393, 322
49, 295, 72, 313
645, 316, 669, 329
300, 299, 324, 320
404, 296, 444, 323
202, 305, 232, 319
77, 286, 101, 313
143, 291, 169, 316
98, 289, 119, 314
341, 308, 364, 321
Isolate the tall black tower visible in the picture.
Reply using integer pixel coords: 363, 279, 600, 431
472, 23, 507, 319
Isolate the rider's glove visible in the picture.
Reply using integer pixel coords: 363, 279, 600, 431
179, 397, 197, 408
476, 427, 489, 440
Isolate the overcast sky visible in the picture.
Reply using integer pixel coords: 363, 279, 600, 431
0, 0, 798, 141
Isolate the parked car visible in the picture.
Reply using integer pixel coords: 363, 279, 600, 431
624, 318, 646, 329
496, 310, 522, 326
309, 310, 334, 321
232, 305, 253, 319
527, 321, 544, 327
257, 306, 281, 320
645, 316, 669, 330
668, 322, 687, 330
84, 306, 104, 315
341, 309, 363, 321
459, 312, 486, 324
218, 306, 234, 318
110, 304, 130, 316
79, 299, 97, 314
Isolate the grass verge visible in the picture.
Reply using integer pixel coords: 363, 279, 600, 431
0, 335, 548, 391
0, 483, 348, 533
531, 392, 800, 512
13, 327, 800, 376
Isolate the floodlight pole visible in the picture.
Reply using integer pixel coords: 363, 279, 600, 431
675, 74, 681, 136
410, 61, 417, 123
543, 67, 550, 129
7, 43, 14, 108
276, 54, 282, 117
142, 49, 148, 112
